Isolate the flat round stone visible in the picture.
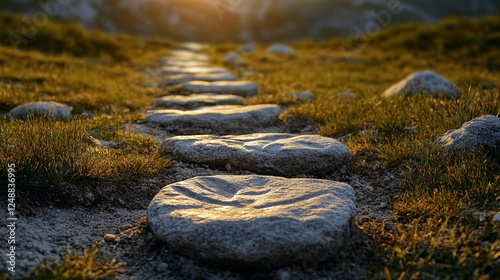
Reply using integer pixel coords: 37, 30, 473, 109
147, 175, 356, 269
162, 133, 352, 176
180, 81, 258, 97
145, 105, 280, 135
156, 94, 244, 110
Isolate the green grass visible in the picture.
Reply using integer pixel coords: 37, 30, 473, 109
205, 16, 500, 279
1, 12, 500, 279
31, 246, 124, 280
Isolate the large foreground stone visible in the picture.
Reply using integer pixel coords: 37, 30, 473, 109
163, 133, 352, 176
156, 94, 244, 110
180, 81, 258, 97
437, 115, 500, 152
160, 73, 236, 86
147, 175, 356, 269
145, 105, 280, 134
8, 101, 72, 120
383, 70, 462, 98
160, 66, 230, 76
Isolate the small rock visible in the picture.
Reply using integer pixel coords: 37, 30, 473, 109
224, 52, 245, 64
91, 137, 116, 149
119, 223, 133, 230
238, 44, 256, 53
267, 44, 294, 54
493, 213, 500, 223
437, 115, 500, 152
155, 262, 169, 273
104, 234, 119, 243
8, 101, 72, 120
287, 91, 314, 103
383, 70, 461, 98
338, 92, 356, 99
364, 186, 374, 194
472, 211, 486, 223
225, 164, 232, 171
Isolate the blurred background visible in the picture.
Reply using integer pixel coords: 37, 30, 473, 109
2, 0, 500, 43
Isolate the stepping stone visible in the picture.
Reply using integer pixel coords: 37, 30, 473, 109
160, 60, 211, 68
179, 42, 206, 52
383, 70, 462, 98
168, 51, 210, 61
437, 115, 500, 152
147, 175, 356, 269
180, 81, 258, 97
160, 73, 236, 86
224, 52, 245, 64
287, 91, 314, 103
266, 44, 294, 54
160, 66, 230, 76
145, 105, 280, 135
156, 94, 244, 110
8, 101, 72, 120
163, 133, 352, 176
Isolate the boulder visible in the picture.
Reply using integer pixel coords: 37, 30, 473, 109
8, 101, 72, 120
147, 175, 356, 269
160, 73, 236, 86
156, 94, 245, 110
287, 91, 314, 103
437, 115, 500, 152
162, 133, 352, 176
382, 70, 461, 98
266, 44, 294, 54
180, 81, 258, 97
224, 52, 246, 64
160, 66, 230, 76
145, 105, 280, 135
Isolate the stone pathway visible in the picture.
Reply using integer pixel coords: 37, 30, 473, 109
139, 45, 358, 273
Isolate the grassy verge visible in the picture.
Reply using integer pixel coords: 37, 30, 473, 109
207, 16, 500, 279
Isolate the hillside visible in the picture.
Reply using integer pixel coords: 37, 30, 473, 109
0, 13, 499, 280
1, 0, 500, 41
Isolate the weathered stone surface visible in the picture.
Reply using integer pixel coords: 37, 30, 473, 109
156, 94, 244, 110
224, 52, 245, 64
160, 66, 230, 76
266, 44, 293, 54
437, 115, 500, 152
287, 91, 314, 103
147, 175, 356, 269
383, 70, 462, 98
145, 105, 280, 134
160, 73, 236, 86
162, 133, 352, 176
180, 81, 258, 97
8, 101, 72, 120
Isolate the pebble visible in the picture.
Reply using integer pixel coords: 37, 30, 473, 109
104, 234, 119, 243
155, 262, 170, 273
493, 213, 500, 223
